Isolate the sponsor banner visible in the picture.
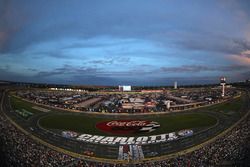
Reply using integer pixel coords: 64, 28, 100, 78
75, 129, 193, 145
96, 120, 160, 135
62, 131, 78, 138
178, 129, 193, 137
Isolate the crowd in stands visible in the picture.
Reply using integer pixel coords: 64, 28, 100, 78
0, 114, 76, 166
71, 113, 250, 167
0, 93, 249, 166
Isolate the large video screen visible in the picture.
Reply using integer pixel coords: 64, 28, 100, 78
123, 86, 131, 91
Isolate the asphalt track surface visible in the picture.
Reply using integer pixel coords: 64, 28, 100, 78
1, 89, 249, 163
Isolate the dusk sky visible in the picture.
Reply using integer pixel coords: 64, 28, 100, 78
0, 0, 250, 85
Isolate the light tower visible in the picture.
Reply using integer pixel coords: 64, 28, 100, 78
174, 81, 177, 89
220, 77, 226, 97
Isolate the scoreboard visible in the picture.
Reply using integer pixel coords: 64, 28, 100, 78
119, 85, 131, 91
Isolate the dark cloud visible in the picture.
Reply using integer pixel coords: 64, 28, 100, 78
0, 66, 221, 86
89, 60, 114, 65
1, 63, 248, 85
70, 75, 120, 86
218, 64, 250, 71
26, 68, 38, 72
35, 64, 99, 78
0, 0, 248, 57
30, 51, 75, 59
0, 66, 36, 83
0, 0, 13, 51
160, 64, 250, 73
146, 76, 222, 86
33, 64, 250, 81
0, 0, 239, 54
242, 71, 250, 77
175, 34, 250, 56
1, 0, 250, 85
161, 65, 213, 73
88, 57, 130, 65
0, 0, 28, 53
238, 50, 250, 59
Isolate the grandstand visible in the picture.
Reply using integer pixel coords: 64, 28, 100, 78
0, 86, 249, 166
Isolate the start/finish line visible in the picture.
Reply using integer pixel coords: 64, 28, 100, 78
75, 129, 193, 145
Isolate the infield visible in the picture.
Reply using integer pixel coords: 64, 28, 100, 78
39, 112, 217, 136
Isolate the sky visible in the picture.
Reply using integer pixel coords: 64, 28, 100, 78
0, 0, 250, 86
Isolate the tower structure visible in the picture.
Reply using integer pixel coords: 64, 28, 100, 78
174, 81, 177, 89
220, 77, 226, 97
165, 100, 171, 110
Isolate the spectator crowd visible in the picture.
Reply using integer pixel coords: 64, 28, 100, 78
0, 93, 249, 166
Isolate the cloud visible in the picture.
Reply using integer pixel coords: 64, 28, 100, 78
1, 0, 250, 85
1, 63, 249, 85
161, 65, 213, 73
0, 66, 35, 83
26, 68, 38, 72
230, 49, 250, 65
160, 64, 250, 73
0, 0, 12, 51
88, 56, 130, 65
218, 64, 250, 71
173, 33, 250, 56
35, 64, 100, 78
0, 32, 8, 50
30, 50, 75, 59
88, 59, 115, 65
0, 0, 28, 53
239, 50, 250, 59
240, 70, 250, 78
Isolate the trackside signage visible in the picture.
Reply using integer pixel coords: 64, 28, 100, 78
75, 129, 193, 145
96, 120, 160, 135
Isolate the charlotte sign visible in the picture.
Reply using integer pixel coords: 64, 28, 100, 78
96, 120, 160, 135
76, 132, 182, 145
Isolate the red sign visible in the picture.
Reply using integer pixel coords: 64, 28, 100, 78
96, 120, 160, 135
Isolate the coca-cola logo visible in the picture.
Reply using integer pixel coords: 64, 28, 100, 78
106, 120, 148, 127
96, 120, 160, 135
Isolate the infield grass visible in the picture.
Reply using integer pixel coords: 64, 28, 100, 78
10, 96, 41, 119
206, 96, 244, 116
10, 93, 245, 136
39, 113, 217, 136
